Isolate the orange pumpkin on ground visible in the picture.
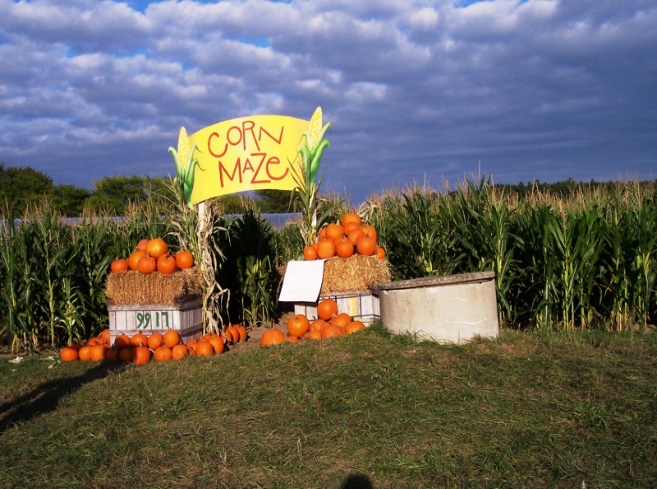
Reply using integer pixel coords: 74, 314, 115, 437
208, 336, 225, 354
132, 346, 151, 365
309, 319, 325, 332
317, 299, 338, 321
287, 314, 310, 338
226, 325, 241, 343
171, 344, 188, 361
60, 346, 79, 362
175, 250, 194, 269
146, 238, 169, 259
90, 344, 108, 362
330, 312, 351, 328
111, 258, 129, 274
236, 325, 248, 342
119, 347, 133, 362
114, 333, 131, 349
345, 320, 367, 335
195, 340, 214, 357
147, 332, 164, 350
153, 346, 172, 362
321, 324, 346, 339
260, 328, 285, 346
186, 339, 198, 355
284, 335, 301, 343
78, 345, 93, 361
163, 330, 181, 348
99, 328, 110, 345
157, 254, 177, 275
106, 348, 120, 362
128, 250, 147, 271
308, 329, 323, 340
131, 332, 149, 348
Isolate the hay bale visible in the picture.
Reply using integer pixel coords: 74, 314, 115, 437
320, 255, 391, 294
106, 267, 203, 306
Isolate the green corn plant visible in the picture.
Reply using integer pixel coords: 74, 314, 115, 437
0, 211, 23, 352
169, 127, 205, 208
630, 196, 657, 330
56, 276, 85, 345
290, 107, 341, 246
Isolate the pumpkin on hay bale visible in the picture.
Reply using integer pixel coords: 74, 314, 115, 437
106, 267, 203, 306
320, 254, 391, 294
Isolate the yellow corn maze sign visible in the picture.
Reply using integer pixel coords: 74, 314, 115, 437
169, 107, 330, 206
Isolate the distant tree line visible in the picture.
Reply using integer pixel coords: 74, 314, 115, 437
1, 163, 654, 217
0, 164, 295, 217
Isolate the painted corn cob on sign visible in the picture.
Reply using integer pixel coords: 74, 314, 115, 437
169, 107, 330, 206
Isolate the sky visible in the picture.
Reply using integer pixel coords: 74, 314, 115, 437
0, 0, 655, 204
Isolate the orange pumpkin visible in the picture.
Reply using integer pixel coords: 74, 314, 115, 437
316, 239, 336, 259
163, 330, 181, 348
99, 328, 110, 345
105, 348, 120, 362
146, 238, 169, 259
157, 254, 177, 275
341, 212, 362, 229
131, 332, 149, 348
330, 312, 352, 328
137, 255, 157, 274
361, 225, 377, 240
317, 299, 338, 321
132, 346, 151, 365
309, 319, 326, 332
347, 228, 364, 246
236, 325, 248, 341
321, 324, 345, 339
195, 340, 214, 357
356, 235, 377, 256
308, 329, 323, 340
128, 250, 147, 271
175, 250, 194, 269
171, 344, 188, 361
90, 344, 108, 362
287, 314, 310, 338
208, 336, 225, 354
375, 246, 386, 259
114, 333, 131, 350
78, 345, 93, 361
260, 328, 285, 346
303, 245, 318, 260
119, 347, 133, 362
345, 320, 366, 334
60, 346, 79, 362
336, 240, 355, 258
136, 239, 150, 251
110, 258, 129, 273
147, 332, 164, 350
153, 346, 172, 362
324, 223, 344, 241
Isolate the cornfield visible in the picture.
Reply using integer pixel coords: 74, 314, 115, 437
371, 177, 657, 332
1, 178, 655, 352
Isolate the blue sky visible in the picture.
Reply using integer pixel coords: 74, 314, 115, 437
0, 0, 655, 204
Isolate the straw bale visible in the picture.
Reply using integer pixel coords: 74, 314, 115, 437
105, 267, 203, 306
320, 255, 391, 294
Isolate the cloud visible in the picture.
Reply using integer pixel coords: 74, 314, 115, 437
0, 0, 655, 202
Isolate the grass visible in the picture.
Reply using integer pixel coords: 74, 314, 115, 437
1, 326, 656, 488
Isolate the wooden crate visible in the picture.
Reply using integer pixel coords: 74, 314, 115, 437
294, 290, 380, 325
108, 298, 203, 346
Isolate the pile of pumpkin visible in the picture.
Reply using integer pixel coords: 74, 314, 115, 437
303, 212, 386, 260
59, 324, 248, 365
260, 298, 366, 346
110, 237, 195, 275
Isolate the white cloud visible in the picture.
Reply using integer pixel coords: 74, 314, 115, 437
0, 0, 654, 200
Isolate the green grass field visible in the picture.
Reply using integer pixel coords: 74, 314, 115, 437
1, 326, 656, 488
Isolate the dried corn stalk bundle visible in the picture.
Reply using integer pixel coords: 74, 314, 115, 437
106, 267, 203, 306
320, 255, 391, 294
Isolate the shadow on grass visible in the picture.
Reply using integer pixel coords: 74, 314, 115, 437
0, 361, 126, 434
340, 473, 374, 489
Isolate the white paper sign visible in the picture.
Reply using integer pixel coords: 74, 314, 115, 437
278, 259, 326, 302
